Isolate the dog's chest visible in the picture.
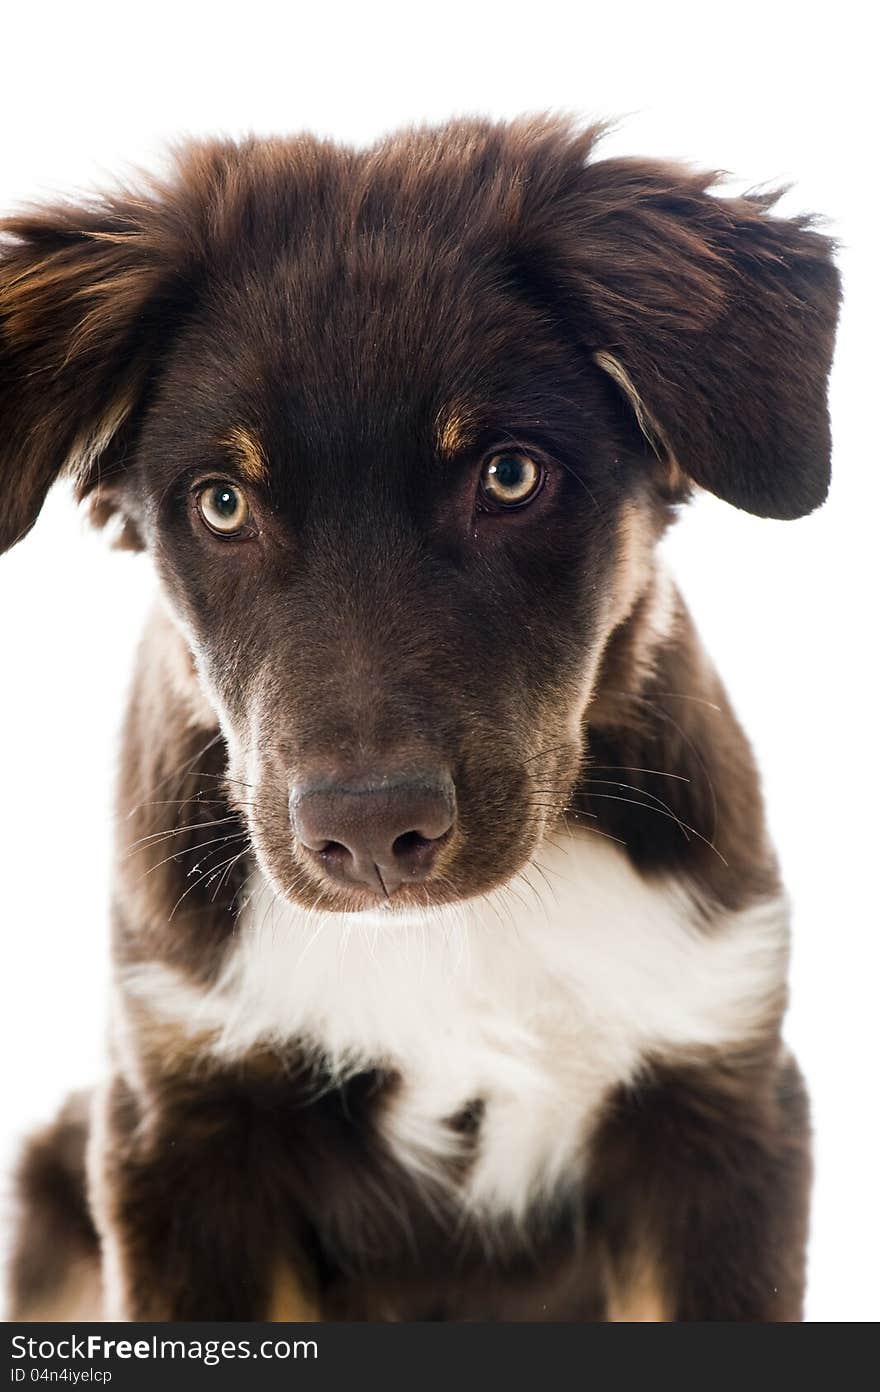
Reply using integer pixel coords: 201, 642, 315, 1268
127, 835, 786, 1221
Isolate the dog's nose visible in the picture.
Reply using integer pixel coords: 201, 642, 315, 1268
290, 772, 455, 897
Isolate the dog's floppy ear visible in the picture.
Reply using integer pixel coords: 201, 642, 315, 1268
0, 175, 201, 553
525, 142, 841, 518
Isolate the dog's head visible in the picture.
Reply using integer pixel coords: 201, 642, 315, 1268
0, 118, 840, 911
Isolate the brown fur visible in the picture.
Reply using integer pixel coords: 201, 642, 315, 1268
6, 1094, 102, 1321
1, 116, 839, 1321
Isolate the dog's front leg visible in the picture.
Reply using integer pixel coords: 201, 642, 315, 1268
89, 1075, 317, 1322
593, 1050, 811, 1322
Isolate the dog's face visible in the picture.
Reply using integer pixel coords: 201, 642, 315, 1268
122, 243, 649, 909
0, 119, 840, 911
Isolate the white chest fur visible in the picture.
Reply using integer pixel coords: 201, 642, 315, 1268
124, 832, 788, 1222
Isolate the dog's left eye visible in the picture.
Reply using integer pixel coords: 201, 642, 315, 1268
197, 482, 251, 536
478, 452, 543, 509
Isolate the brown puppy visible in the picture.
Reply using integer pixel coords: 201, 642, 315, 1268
2, 117, 839, 1321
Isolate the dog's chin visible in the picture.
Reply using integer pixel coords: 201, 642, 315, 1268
243, 798, 554, 918
248, 843, 539, 918
269, 872, 493, 917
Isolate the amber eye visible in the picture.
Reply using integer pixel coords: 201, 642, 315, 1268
479, 451, 543, 509
197, 482, 251, 536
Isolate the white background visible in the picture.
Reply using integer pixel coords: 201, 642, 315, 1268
0, 0, 876, 1322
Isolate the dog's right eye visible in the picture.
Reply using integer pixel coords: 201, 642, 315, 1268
196, 482, 252, 537
478, 451, 544, 510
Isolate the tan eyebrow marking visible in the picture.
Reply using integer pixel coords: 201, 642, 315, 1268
223, 426, 269, 483
435, 404, 477, 459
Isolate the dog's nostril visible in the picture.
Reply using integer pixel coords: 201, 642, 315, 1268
392, 830, 432, 857
318, 839, 348, 858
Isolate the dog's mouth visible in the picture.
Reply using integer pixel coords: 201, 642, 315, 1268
229, 736, 581, 916
255, 824, 473, 916
238, 786, 555, 916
